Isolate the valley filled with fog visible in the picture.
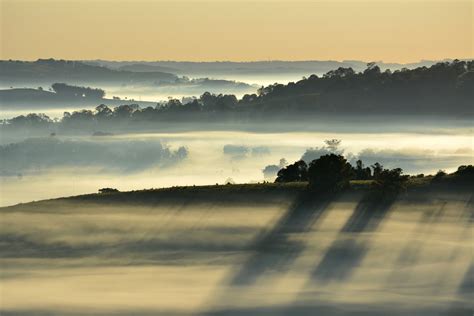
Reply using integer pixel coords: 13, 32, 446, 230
1, 59, 473, 207
2, 0, 473, 314
1, 126, 472, 206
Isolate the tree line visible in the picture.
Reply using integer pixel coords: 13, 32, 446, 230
51, 83, 106, 99
2, 60, 473, 130
274, 153, 474, 194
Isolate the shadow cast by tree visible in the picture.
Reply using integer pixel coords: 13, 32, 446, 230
229, 190, 335, 286
309, 193, 397, 283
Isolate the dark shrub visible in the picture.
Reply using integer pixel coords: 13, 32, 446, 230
372, 167, 409, 195
453, 165, 474, 183
99, 188, 119, 194
432, 169, 447, 182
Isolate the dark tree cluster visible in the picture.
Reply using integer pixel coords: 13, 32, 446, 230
276, 154, 410, 193
307, 154, 353, 192
275, 160, 308, 183
2, 91, 243, 130
2, 60, 473, 132
2, 113, 53, 128
439, 165, 474, 184
354, 159, 372, 180
372, 167, 409, 194
454, 165, 474, 178
52, 83, 105, 99
241, 60, 473, 115
99, 188, 120, 194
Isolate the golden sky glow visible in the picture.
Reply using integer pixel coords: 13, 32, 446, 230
1, 0, 472, 62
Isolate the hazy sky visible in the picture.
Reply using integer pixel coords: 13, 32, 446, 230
1, 0, 472, 62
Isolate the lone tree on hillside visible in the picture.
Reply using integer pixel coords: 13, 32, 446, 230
99, 188, 119, 194
307, 154, 353, 192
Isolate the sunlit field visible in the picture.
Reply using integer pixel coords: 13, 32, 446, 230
0, 185, 472, 315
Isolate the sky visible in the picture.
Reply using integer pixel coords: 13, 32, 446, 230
1, 0, 472, 62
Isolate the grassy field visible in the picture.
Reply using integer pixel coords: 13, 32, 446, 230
4, 178, 433, 209
0, 178, 472, 315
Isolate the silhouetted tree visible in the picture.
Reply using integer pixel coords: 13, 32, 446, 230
183, 99, 201, 111
453, 165, 474, 182
7, 113, 52, 128
354, 159, 372, 180
275, 160, 308, 183
113, 104, 138, 119
372, 167, 409, 194
432, 169, 447, 182
62, 109, 95, 125
371, 162, 383, 179
52, 83, 105, 99
163, 98, 183, 111
95, 104, 112, 121
307, 154, 353, 192
99, 188, 119, 194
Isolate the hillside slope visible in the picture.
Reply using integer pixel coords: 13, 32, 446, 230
0, 88, 158, 109
0, 59, 177, 86
0, 183, 472, 315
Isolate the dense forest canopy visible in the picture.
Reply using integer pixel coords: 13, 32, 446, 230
247, 59, 473, 115
2, 60, 472, 131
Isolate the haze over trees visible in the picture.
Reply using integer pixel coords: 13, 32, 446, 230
2, 60, 471, 132
246, 60, 473, 116
0, 59, 256, 103
0, 59, 178, 85
51, 83, 105, 99
87, 59, 455, 77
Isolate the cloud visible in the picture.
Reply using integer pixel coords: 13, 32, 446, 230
262, 158, 288, 179
223, 144, 270, 160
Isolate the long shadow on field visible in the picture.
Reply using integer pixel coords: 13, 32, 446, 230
458, 262, 474, 296
440, 261, 474, 316
309, 192, 397, 283
452, 196, 474, 299
463, 195, 474, 223
395, 201, 448, 267
393, 194, 472, 281
229, 190, 335, 286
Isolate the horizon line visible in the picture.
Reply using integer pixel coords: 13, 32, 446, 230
2, 57, 471, 64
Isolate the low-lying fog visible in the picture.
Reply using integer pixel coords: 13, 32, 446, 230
0, 72, 311, 117
1, 129, 472, 206
1, 189, 472, 315
185, 73, 319, 87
